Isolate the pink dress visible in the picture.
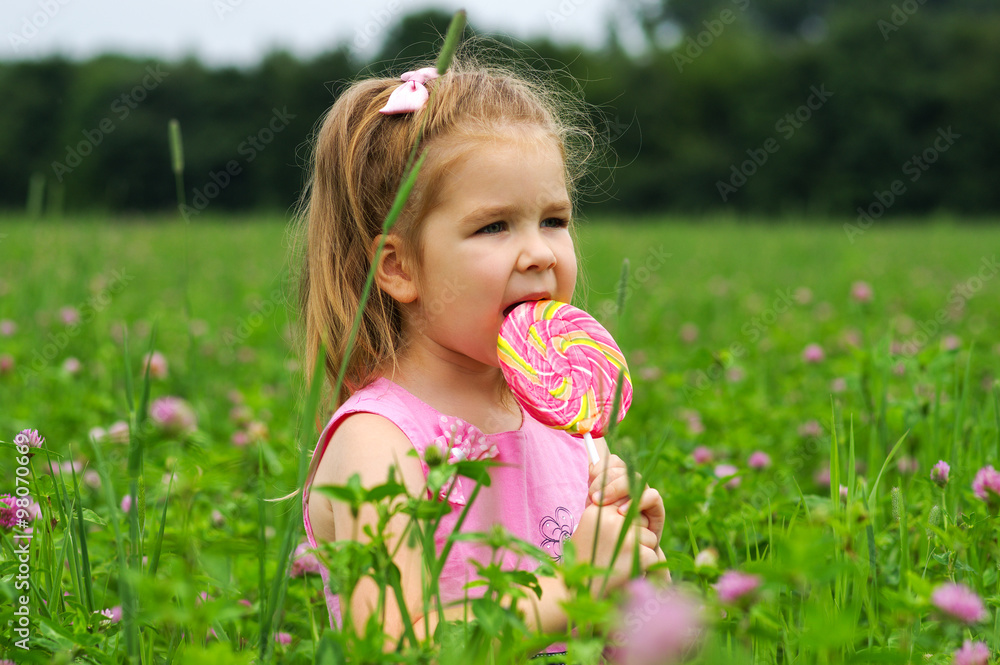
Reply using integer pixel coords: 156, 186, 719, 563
301, 377, 590, 654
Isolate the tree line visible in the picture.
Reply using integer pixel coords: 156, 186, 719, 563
2, 4, 999, 219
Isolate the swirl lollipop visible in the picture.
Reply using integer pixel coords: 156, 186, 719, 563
498, 300, 632, 464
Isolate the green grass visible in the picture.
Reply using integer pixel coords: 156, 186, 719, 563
1, 214, 999, 663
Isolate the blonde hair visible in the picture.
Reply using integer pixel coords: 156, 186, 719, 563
292, 41, 599, 417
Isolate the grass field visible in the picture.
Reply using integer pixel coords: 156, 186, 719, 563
1, 214, 999, 663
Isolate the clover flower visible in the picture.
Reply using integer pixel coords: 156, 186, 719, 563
142, 351, 169, 379
290, 542, 322, 577
972, 465, 1000, 506
802, 343, 825, 363
715, 571, 761, 605
850, 281, 873, 303
931, 583, 986, 624
953, 640, 990, 665
714, 464, 740, 489
931, 460, 950, 487
608, 579, 702, 665
150, 396, 197, 435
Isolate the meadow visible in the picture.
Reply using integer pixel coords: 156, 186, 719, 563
1, 214, 999, 664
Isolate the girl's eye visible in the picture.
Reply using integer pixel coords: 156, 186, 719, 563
542, 217, 570, 229
476, 221, 506, 234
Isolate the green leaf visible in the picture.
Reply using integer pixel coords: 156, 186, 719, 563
471, 597, 506, 637
80, 507, 107, 526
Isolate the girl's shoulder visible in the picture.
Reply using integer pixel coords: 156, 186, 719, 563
311, 377, 442, 481
328, 376, 442, 445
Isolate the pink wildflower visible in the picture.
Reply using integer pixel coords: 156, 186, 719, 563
0, 495, 19, 529
715, 571, 761, 605
794, 286, 813, 304
830, 377, 847, 393
290, 542, 322, 577
931, 583, 987, 624
58, 460, 83, 475
692, 446, 713, 464
850, 281, 873, 303
83, 470, 102, 489
687, 413, 705, 435
897, 456, 919, 475
748, 451, 771, 469
798, 420, 823, 438
802, 344, 825, 363
0, 319, 16, 336
247, 420, 269, 441
694, 548, 719, 570
814, 467, 831, 488
150, 396, 197, 435
0, 354, 13, 374
679, 323, 699, 344
229, 405, 253, 426
121, 495, 132, 513
941, 335, 962, 352
62, 357, 82, 374
608, 579, 702, 665
973, 466, 1000, 506
108, 420, 130, 444
275, 632, 292, 646
715, 464, 740, 489
142, 351, 169, 379
16, 429, 44, 450
98, 606, 123, 624
726, 366, 745, 383
60, 306, 80, 325
839, 484, 849, 501
931, 460, 950, 487
953, 640, 990, 665
638, 366, 662, 381
231, 431, 250, 447
841, 328, 862, 348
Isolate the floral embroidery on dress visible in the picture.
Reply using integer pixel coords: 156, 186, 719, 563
539, 506, 575, 561
425, 416, 500, 506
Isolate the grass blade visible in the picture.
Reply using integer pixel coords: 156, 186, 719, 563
436, 10, 467, 75
69, 454, 95, 615
148, 472, 174, 577
867, 431, 909, 512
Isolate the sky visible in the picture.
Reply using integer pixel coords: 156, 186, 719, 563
3, 0, 642, 66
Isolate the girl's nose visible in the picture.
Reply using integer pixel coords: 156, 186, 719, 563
516, 230, 557, 272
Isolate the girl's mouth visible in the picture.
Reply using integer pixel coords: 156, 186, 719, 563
503, 297, 547, 317
503, 303, 523, 317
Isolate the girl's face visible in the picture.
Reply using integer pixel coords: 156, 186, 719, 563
405, 128, 577, 371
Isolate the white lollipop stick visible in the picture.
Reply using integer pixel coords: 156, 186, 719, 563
583, 431, 600, 465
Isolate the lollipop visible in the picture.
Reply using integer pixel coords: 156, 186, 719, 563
498, 300, 632, 464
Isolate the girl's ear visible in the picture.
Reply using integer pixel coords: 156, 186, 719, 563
372, 234, 417, 304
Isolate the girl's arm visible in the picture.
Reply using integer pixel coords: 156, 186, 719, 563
309, 412, 441, 643
309, 416, 658, 648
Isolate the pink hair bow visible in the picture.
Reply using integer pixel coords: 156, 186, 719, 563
379, 67, 440, 115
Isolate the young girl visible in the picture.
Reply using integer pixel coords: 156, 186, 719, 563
298, 50, 666, 655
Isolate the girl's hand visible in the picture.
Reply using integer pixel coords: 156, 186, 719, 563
587, 455, 665, 546
571, 503, 660, 594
